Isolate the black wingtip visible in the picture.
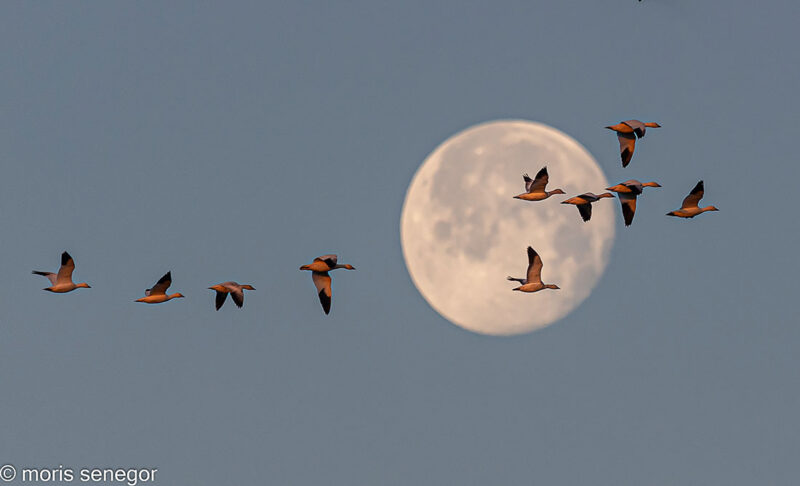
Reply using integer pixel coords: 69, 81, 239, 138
319, 289, 331, 315
157, 271, 171, 284
61, 251, 72, 265
621, 149, 632, 167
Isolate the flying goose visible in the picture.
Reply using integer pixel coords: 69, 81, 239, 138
605, 120, 661, 167
513, 167, 565, 201
561, 192, 615, 222
208, 281, 255, 310
667, 181, 719, 218
299, 254, 355, 314
606, 180, 661, 226
32, 251, 91, 293
135, 271, 185, 304
507, 246, 560, 293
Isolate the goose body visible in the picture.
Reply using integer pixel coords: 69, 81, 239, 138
667, 180, 719, 218
507, 246, 560, 293
135, 271, 185, 304
606, 179, 661, 226
513, 167, 565, 201
32, 251, 91, 293
299, 254, 355, 314
561, 192, 615, 222
208, 281, 255, 310
605, 120, 661, 167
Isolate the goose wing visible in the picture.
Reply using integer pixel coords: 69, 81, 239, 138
619, 193, 638, 226
215, 291, 228, 310
229, 288, 244, 308
616, 132, 637, 168
577, 203, 593, 222
523, 173, 534, 192
147, 271, 172, 296
311, 271, 332, 314
681, 181, 704, 209
32, 271, 57, 285
527, 167, 549, 193
525, 246, 543, 285
55, 251, 76, 285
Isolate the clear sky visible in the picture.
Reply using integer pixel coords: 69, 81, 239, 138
1, 1, 799, 484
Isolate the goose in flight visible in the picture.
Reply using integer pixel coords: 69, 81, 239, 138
606, 180, 661, 226
299, 254, 355, 315
513, 167, 565, 201
32, 251, 91, 293
561, 192, 615, 222
208, 281, 255, 310
507, 246, 560, 293
605, 120, 661, 167
667, 181, 719, 218
135, 271, 185, 304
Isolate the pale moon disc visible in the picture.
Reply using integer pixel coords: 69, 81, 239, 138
400, 120, 615, 336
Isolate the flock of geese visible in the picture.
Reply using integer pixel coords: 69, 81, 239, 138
507, 119, 719, 293
32, 119, 717, 312
32, 251, 354, 315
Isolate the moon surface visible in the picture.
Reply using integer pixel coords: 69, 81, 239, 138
400, 120, 615, 336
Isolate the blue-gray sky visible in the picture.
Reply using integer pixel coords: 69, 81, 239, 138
1, 1, 799, 484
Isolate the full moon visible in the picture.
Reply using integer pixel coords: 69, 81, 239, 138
400, 120, 615, 335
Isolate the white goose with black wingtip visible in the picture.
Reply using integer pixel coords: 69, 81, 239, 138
32, 251, 91, 293
299, 254, 355, 315
135, 271, 185, 304
513, 166, 566, 201
667, 180, 719, 218
208, 281, 255, 310
561, 192, 615, 222
605, 179, 662, 226
605, 120, 661, 168
507, 246, 560, 293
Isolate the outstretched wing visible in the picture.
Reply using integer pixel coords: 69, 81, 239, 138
681, 180, 704, 209
523, 173, 534, 192
149, 271, 172, 296
528, 167, 549, 193
525, 246, 543, 285
56, 251, 75, 285
32, 271, 57, 285
577, 203, 593, 222
617, 132, 637, 168
619, 193, 637, 226
311, 271, 332, 315
230, 289, 244, 308
215, 291, 228, 310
